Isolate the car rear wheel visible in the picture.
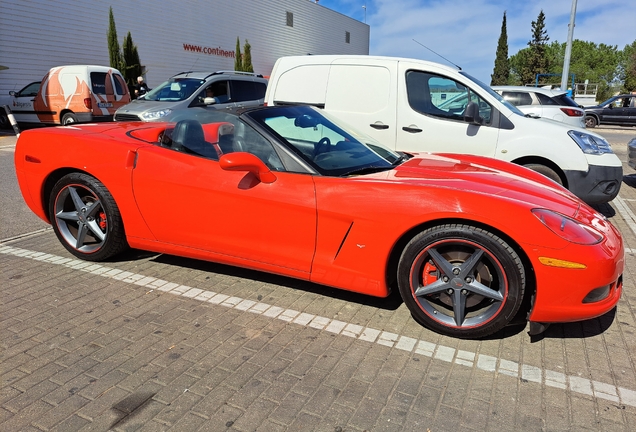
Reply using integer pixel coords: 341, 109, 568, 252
397, 224, 525, 339
523, 163, 563, 185
585, 115, 597, 128
49, 173, 127, 261
62, 112, 79, 125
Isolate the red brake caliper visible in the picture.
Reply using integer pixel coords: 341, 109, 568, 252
422, 261, 439, 286
98, 211, 107, 230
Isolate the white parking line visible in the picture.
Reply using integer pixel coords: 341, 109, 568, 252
1, 244, 635, 408
613, 194, 636, 238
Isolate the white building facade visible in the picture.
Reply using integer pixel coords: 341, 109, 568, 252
0, 0, 369, 95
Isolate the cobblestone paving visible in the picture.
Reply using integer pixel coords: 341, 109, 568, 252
2, 129, 636, 431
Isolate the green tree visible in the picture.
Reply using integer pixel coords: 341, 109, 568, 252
243, 39, 254, 73
107, 7, 123, 71
621, 40, 636, 93
234, 37, 243, 71
490, 11, 509, 85
122, 31, 142, 90
525, 10, 550, 85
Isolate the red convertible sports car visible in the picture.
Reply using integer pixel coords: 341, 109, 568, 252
14, 105, 624, 339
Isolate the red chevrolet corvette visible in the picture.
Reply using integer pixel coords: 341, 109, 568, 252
14, 105, 623, 338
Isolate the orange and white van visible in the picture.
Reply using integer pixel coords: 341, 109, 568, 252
8, 65, 131, 125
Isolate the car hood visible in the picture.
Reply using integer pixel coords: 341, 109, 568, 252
115, 99, 177, 115
377, 153, 584, 215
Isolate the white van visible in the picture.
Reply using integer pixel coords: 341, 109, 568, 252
265, 55, 622, 205
7, 65, 131, 125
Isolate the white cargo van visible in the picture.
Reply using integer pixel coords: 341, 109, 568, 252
265, 55, 622, 205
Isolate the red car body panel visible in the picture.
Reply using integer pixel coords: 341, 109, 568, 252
14, 121, 624, 325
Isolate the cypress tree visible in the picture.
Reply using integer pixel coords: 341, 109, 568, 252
525, 10, 550, 85
107, 7, 123, 71
243, 40, 254, 73
234, 37, 243, 71
490, 12, 509, 85
123, 32, 142, 89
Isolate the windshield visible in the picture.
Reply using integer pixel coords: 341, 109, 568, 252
142, 77, 206, 101
248, 105, 402, 176
460, 71, 525, 116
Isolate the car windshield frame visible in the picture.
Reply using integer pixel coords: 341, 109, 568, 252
142, 77, 206, 102
245, 105, 403, 177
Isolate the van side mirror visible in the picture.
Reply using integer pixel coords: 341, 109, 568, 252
463, 101, 483, 125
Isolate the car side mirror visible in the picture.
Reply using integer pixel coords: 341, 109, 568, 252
204, 97, 216, 105
219, 152, 277, 184
9, 91, 16, 97
463, 101, 483, 125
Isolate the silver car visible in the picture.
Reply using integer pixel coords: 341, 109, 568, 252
114, 71, 267, 122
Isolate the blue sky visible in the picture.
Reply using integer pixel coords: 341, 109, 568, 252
316, 0, 636, 84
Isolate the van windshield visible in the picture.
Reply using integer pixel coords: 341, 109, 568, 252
460, 72, 525, 116
142, 78, 205, 102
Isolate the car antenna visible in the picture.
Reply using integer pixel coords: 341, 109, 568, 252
412, 39, 462, 70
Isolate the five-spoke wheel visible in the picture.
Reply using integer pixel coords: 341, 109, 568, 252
398, 224, 525, 338
49, 173, 127, 261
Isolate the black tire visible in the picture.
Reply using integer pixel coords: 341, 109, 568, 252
522, 163, 563, 185
585, 115, 597, 128
62, 112, 79, 125
0, 113, 9, 130
49, 173, 128, 261
397, 224, 525, 339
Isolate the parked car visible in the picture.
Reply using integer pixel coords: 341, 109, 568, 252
492, 85, 585, 128
14, 104, 623, 339
5, 65, 130, 125
628, 137, 636, 170
114, 70, 267, 122
265, 55, 622, 205
584, 94, 636, 128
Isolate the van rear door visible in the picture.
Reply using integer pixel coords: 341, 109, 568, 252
395, 61, 500, 156
90, 71, 130, 118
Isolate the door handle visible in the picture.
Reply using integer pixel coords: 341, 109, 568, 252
370, 122, 389, 130
402, 126, 422, 133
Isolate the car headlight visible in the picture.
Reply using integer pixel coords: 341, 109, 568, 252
532, 208, 603, 245
568, 130, 613, 155
140, 109, 172, 121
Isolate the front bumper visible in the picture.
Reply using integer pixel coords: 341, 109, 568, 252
528, 222, 624, 323
564, 164, 622, 205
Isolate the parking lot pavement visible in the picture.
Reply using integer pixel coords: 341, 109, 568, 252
2, 130, 636, 431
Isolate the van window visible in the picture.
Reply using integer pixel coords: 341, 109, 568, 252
229, 81, 266, 102
90, 72, 112, 95
113, 74, 128, 96
406, 70, 492, 125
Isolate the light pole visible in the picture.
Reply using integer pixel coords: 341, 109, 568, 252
561, 0, 577, 94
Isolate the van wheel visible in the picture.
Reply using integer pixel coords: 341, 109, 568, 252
585, 116, 597, 128
523, 164, 563, 185
62, 113, 79, 125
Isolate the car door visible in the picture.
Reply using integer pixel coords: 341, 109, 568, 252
601, 97, 630, 124
9, 81, 41, 123
229, 80, 267, 108
131, 137, 317, 274
396, 62, 500, 156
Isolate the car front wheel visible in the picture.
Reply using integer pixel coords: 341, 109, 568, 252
49, 173, 128, 261
397, 224, 526, 339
